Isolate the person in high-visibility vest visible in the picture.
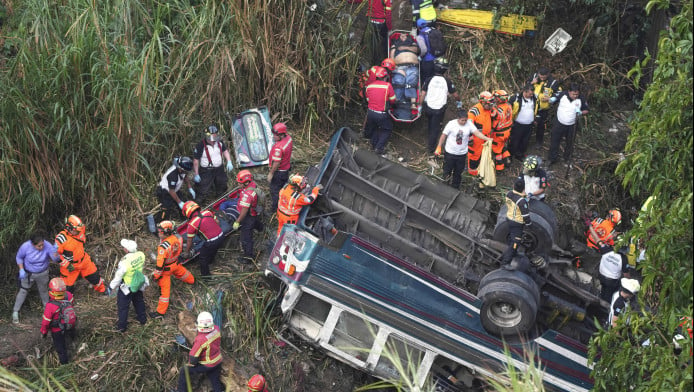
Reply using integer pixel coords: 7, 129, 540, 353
586, 208, 621, 250
150, 221, 194, 318
55, 215, 109, 296
492, 89, 513, 171
277, 175, 323, 236
109, 239, 148, 332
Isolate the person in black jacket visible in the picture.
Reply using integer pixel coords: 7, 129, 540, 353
501, 178, 531, 266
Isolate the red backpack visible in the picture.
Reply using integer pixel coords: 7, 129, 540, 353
50, 300, 77, 331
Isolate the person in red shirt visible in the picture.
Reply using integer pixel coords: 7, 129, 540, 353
41, 278, 75, 364
267, 123, 293, 214
177, 311, 223, 392
182, 201, 224, 277
233, 170, 264, 264
364, 67, 397, 156
466, 91, 497, 176
359, 58, 396, 100
367, 0, 392, 64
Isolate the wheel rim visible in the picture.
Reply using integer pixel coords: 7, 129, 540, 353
520, 231, 539, 252
486, 301, 522, 328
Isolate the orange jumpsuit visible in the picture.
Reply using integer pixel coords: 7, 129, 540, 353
467, 103, 495, 176
586, 218, 616, 250
154, 234, 194, 315
492, 102, 513, 171
55, 229, 106, 293
277, 184, 321, 236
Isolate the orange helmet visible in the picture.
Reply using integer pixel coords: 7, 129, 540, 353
479, 91, 494, 104
157, 220, 175, 235
493, 89, 509, 103
272, 122, 288, 135
65, 215, 84, 232
290, 174, 306, 188
49, 278, 67, 300
182, 201, 200, 218
381, 58, 396, 71
373, 66, 388, 79
608, 208, 622, 225
247, 374, 267, 392
236, 169, 253, 184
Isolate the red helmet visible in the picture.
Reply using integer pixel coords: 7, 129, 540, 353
493, 89, 509, 103
49, 278, 67, 300
65, 215, 84, 232
157, 220, 175, 235
236, 169, 253, 184
182, 201, 200, 218
374, 66, 388, 79
247, 374, 267, 392
479, 91, 494, 104
381, 58, 396, 71
608, 208, 622, 225
272, 122, 288, 135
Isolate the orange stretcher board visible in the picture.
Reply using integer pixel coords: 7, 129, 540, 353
436, 9, 537, 37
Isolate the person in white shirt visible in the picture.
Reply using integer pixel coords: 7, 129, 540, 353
434, 113, 491, 189
597, 245, 628, 302
419, 58, 461, 153
508, 84, 538, 160
548, 83, 589, 165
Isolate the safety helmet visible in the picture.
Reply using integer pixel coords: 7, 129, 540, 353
373, 66, 388, 79
290, 174, 307, 188
157, 220, 175, 235
479, 91, 494, 104
182, 201, 200, 218
381, 58, 396, 72
65, 215, 84, 232
48, 278, 67, 300
523, 155, 539, 172
493, 89, 509, 103
272, 122, 288, 135
236, 169, 253, 184
416, 18, 429, 30
174, 156, 193, 172
620, 278, 640, 296
196, 311, 215, 333
205, 125, 219, 142
247, 374, 267, 392
608, 208, 622, 225
434, 57, 449, 73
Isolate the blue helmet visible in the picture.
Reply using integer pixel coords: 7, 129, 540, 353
416, 19, 429, 30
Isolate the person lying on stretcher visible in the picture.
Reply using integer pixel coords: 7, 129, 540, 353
389, 33, 420, 110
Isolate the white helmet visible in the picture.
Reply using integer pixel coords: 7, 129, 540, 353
196, 311, 215, 333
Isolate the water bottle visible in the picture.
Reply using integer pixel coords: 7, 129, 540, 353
147, 214, 156, 233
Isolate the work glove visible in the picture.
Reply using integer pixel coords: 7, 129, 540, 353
108, 287, 117, 297
193, 174, 201, 183
18, 269, 26, 280
152, 271, 162, 281
188, 188, 196, 199
67, 263, 75, 272
434, 145, 442, 157
456, 101, 462, 109
575, 107, 582, 115
226, 161, 234, 172
232, 221, 241, 231
549, 97, 557, 104
316, 184, 324, 191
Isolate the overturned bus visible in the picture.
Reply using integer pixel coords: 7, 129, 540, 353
265, 128, 603, 391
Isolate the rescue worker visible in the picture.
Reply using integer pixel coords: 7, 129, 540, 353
367, 0, 392, 64
55, 215, 109, 296
416, 19, 437, 82
177, 311, 223, 392
419, 57, 461, 153
609, 278, 640, 328
364, 66, 397, 156
434, 112, 491, 189
548, 83, 589, 165
507, 84, 538, 160
586, 208, 621, 250
411, 0, 437, 26
151, 220, 194, 319
248, 374, 270, 392
598, 245, 629, 303
40, 278, 75, 365
156, 156, 195, 221
12, 233, 59, 324
466, 91, 497, 177
192, 125, 235, 203
359, 59, 396, 100
500, 178, 531, 267
182, 201, 224, 277
521, 155, 548, 200
527, 67, 560, 147
491, 89, 513, 171
277, 175, 323, 236
233, 170, 264, 264
267, 122, 293, 214
109, 239, 148, 332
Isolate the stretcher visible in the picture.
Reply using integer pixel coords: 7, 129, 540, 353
436, 9, 537, 37
387, 30, 422, 123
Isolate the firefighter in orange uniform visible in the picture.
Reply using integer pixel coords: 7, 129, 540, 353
55, 215, 109, 295
492, 89, 513, 171
277, 175, 323, 236
586, 208, 621, 250
466, 91, 497, 176
150, 220, 194, 318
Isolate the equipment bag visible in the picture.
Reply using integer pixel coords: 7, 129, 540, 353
50, 300, 77, 331
426, 28, 447, 57
129, 269, 146, 292
479, 140, 497, 187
